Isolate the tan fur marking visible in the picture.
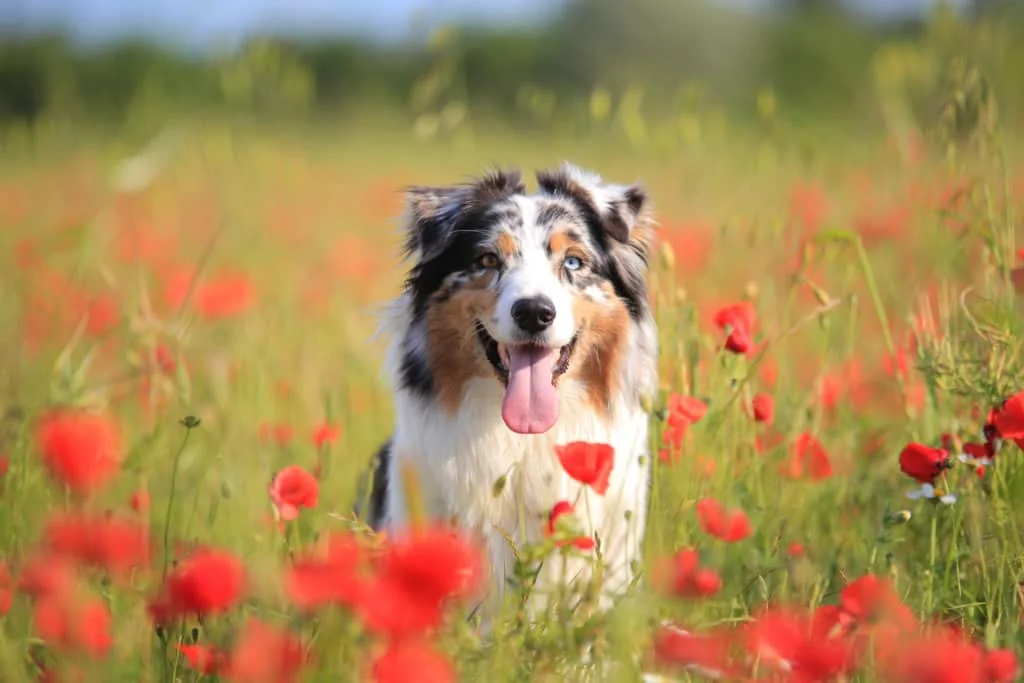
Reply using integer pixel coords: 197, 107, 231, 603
568, 292, 630, 417
425, 273, 499, 412
496, 232, 518, 261
547, 230, 577, 256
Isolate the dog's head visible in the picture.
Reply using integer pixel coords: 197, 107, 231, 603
399, 163, 655, 435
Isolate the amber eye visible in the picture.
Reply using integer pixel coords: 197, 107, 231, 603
476, 253, 501, 270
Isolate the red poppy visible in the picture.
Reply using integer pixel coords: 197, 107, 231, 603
312, 423, 341, 448
0, 562, 11, 616
150, 549, 246, 622
554, 442, 614, 495
545, 501, 596, 551
178, 644, 222, 676
994, 391, 1024, 441
221, 619, 306, 683
653, 622, 738, 678
259, 421, 294, 446
18, 553, 77, 601
713, 302, 757, 355
43, 512, 149, 576
269, 465, 319, 521
787, 542, 806, 558
35, 409, 121, 494
663, 394, 707, 449
839, 574, 916, 631
898, 443, 951, 485
743, 606, 857, 679
353, 526, 484, 639
33, 595, 113, 659
655, 548, 722, 598
781, 433, 833, 481
284, 533, 362, 611
984, 648, 1019, 683
372, 639, 454, 683
696, 498, 752, 542
750, 393, 774, 424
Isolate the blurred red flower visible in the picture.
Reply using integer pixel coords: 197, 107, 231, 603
696, 498, 752, 542
311, 423, 341, 448
150, 549, 246, 623
34, 595, 113, 660
554, 442, 614, 495
285, 533, 362, 611
545, 500, 596, 551
750, 393, 774, 424
372, 639, 454, 683
713, 302, 757, 355
663, 394, 707, 449
43, 512, 149, 576
269, 465, 319, 521
782, 433, 833, 481
221, 619, 306, 683
35, 409, 121, 494
353, 526, 484, 639
655, 548, 721, 598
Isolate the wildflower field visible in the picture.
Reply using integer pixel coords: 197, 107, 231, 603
1, 87, 1024, 683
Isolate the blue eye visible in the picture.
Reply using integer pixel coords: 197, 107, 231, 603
564, 256, 584, 272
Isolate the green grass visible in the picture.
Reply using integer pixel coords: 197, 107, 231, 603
0, 112, 1022, 682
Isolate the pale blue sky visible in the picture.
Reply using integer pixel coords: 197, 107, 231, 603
2, 0, 969, 49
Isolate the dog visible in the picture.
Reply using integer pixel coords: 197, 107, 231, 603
363, 163, 659, 616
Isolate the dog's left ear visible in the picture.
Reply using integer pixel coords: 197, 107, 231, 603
536, 163, 654, 250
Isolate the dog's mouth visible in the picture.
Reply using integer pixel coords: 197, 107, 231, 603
476, 324, 578, 435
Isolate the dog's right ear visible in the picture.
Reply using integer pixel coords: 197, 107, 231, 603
402, 170, 526, 263
402, 185, 465, 263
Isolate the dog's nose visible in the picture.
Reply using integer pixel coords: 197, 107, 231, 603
511, 296, 556, 334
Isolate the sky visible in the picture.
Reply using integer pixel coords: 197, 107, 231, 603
2, 0, 969, 49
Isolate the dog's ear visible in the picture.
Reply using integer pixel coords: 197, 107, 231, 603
536, 163, 654, 252
403, 169, 526, 262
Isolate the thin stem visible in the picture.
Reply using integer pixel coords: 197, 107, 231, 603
162, 423, 195, 581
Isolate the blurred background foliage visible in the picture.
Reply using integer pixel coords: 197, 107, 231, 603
0, 0, 1022, 146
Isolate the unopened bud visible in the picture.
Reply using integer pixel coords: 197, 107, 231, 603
659, 242, 676, 271
492, 475, 507, 498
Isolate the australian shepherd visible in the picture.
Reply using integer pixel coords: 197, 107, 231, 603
364, 163, 658, 615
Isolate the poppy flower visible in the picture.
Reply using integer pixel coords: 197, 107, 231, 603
750, 393, 774, 424
312, 423, 341, 448
696, 498, 752, 542
713, 302, 757, 355
743, 606, 857, 679
899, 443, 955, 504
221, 619, 306, 683
662, 394, 707, 449
150, 549, 246, 622
781, 433, 833, 481
178, 644, 222, 676
839, 574, 916, 631
0, 562, 11, 616
984, 648, 1019, 683
35, 409, 121, 494
901, 444, 954, 481
655, 548, 721, 598
372, 639, 454, 683
284, 533, 362, 611
554, 442, 614, 495
545, 501, 596, 551
352, 526, 484, 639
42, 512, 149, 576
33, 595, 113, 659
259, 421, 294, 446
269, 465, 319, 521
993, 390, 1024, 443
653, 622, 738, 679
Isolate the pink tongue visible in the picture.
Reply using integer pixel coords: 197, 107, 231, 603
501, 346, 560, 434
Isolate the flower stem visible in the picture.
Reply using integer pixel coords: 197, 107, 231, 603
162, 417, 198, 581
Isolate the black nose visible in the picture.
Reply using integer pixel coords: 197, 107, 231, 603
511, 296, 556, 334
